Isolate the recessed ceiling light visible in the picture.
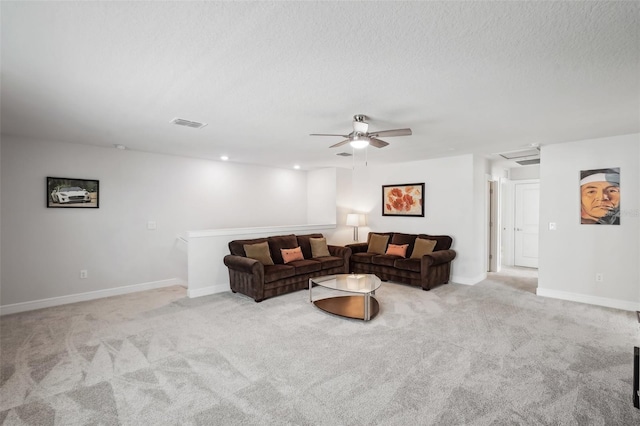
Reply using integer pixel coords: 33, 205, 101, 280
114, 144, 126, 150
294, 165, 301, 170
220, 155, 229, 161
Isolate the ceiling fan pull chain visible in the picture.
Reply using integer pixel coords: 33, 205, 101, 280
352, 146, 356, 170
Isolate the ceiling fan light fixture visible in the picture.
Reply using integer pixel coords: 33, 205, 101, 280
350, 136, 370, 149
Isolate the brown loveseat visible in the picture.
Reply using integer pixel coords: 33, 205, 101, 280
347, 232, 456, 291
223, 233, 351, 302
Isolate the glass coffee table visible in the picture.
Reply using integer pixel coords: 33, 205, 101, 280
309, 274, 381, 321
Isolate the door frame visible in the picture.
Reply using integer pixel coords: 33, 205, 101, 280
514, 181, 540, 268
487, 180, 499, 272
501, 178, 539, 266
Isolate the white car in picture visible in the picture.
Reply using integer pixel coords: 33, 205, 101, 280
51, 186, 91, 204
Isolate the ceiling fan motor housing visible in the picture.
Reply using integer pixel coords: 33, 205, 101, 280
353, 121, 368, 134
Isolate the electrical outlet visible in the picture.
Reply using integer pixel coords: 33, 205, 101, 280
595, 273, 603, 282
147, 221, 157, 230
80, 270, 88, 279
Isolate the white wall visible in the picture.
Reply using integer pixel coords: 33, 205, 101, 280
510, 164, 540, 180
0, 136, 308, 309
474, 156, 490, 274
328, 167, 358, 245
538, 133, 640, 311
307, 168, 337, 225
336, 154, 488, 285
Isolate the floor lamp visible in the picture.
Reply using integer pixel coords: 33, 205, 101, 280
346, 214, 365, 241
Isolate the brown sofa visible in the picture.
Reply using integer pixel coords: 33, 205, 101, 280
347, 232, 456, 291
223, 233, 351, 302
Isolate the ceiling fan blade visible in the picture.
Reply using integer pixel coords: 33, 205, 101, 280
310, 133, 349, 137
369, 128, 412, 138
369, 138, 389, 148
329, 139, 350, 148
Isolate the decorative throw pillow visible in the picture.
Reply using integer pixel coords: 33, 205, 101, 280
244, 241, 274, 265
281, 247, 304, 263
310, 237, 331, 258
410, 238, 437, 259
368, 234, 390, 254
386, 243, 409, 257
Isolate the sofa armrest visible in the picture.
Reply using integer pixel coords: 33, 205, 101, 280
421, 249, 457, 267
345, 242, 368, 254
224, 255, 266, 302
328, 245, 352, 259
223, 255, 263, 275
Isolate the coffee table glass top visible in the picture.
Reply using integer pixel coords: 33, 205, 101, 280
310, 274, 381, 294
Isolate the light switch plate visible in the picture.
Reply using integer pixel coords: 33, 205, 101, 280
147, 221, 157, 230
549, 222, 557, 230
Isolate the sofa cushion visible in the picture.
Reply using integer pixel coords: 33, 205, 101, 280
288, 259, 322, 274
281, 247, 304, 263
313, 256, 344, 270
263, 264, 296, 283
394, 258, 421, 272
372, 254, 401, 267
230, 237, 268, 256
296, 233, 325, 259
351, 252, 377, 264
417, 234, 453, 251
310, 237, 331, 258
368, 234, 390, 254
391, 233, 418, 255
410, 238, 437, 259
268, 234, 299, 264
244, 241, 274, 265
386, 243, 408, 257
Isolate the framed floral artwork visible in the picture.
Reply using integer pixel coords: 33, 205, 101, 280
382, 183, 424, 217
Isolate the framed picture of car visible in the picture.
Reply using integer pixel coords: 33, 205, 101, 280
47, 177, 99, 208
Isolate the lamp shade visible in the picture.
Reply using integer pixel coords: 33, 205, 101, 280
346, 213, 366, 227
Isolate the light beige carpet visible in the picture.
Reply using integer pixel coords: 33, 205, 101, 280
1, 269, 639, 425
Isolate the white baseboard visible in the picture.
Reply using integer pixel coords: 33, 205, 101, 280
451, 273, 487, 286
0, 278, 186, 316
187, 283, 230, 298
537, 287, 640, 312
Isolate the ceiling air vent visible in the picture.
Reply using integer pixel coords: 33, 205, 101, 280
499, 147, 539, 160
336, 152, 352, 157
170, 117, 208, 129
516, 158, 541, 166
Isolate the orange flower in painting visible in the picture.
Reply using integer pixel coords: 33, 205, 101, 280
403, 194, 415, 211
392, 197, 404, 210
390, 188, 403, 198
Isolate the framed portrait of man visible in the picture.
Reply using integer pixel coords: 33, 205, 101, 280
579, 168, 620, 225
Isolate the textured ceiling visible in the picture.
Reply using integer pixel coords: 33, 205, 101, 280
2, 1, 639, 170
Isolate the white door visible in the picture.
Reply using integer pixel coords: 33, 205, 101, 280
514, 182, 539, 268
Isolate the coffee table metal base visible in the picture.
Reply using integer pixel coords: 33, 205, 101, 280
313, 295, 379, 321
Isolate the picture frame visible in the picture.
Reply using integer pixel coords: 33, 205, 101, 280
382, 183, 424, 217
47, 177, 99, 208
579, 167, 620, 225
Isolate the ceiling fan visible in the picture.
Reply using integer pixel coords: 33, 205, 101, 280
310, 114, 412, 149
